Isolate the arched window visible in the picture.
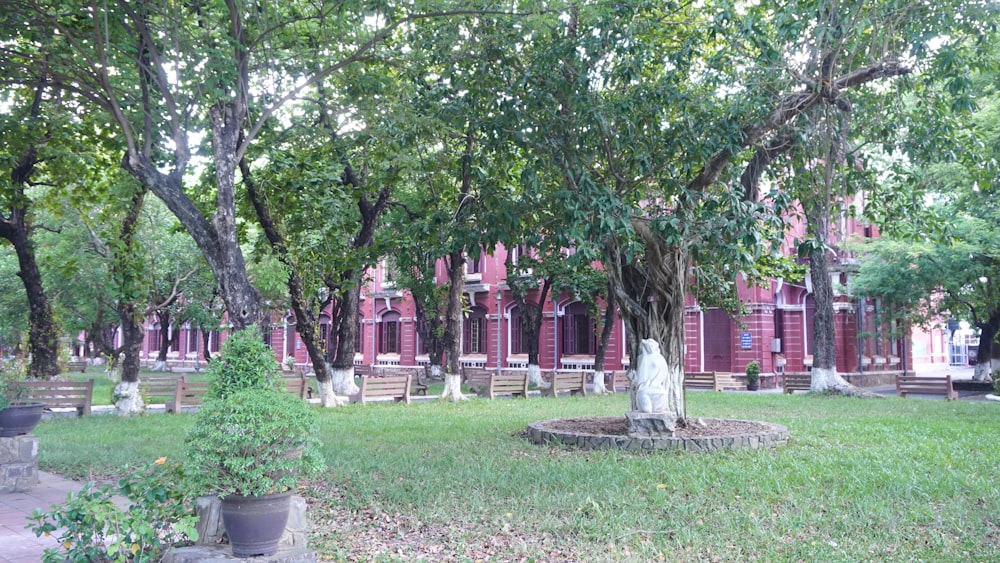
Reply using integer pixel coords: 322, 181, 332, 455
562, 302, 596, 355
463, 307, 488, 355
378, 311, 400, 354
509, 305, 535, 355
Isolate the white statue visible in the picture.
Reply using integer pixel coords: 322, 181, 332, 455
634, 339, 670, 413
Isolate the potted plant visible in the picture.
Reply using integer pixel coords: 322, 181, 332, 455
0, 360, 45, 437
745, 360, 761, 391
185, 327, 324, 558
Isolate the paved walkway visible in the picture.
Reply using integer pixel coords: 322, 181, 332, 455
0, 471, 83, 562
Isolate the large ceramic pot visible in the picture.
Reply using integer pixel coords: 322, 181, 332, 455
0, 402, 45, 437
220, 489, 293, 557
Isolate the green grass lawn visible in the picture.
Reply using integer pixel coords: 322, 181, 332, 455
34, 392, 1000, 561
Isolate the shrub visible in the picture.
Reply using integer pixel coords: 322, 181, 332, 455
185, 389, 324, 498
205, 325, 281, 399
27, 459, 199, 563
744, 360, 761, 383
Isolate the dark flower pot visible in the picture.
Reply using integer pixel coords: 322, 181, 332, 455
0, 402, 45, 437
220, 490, 292, 557
746, 381, 760, 391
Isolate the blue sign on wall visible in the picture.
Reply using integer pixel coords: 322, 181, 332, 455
741, 332, 752, 350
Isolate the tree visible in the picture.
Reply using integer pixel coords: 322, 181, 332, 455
1, 1, 524, 338
505, 1, 991, 419
0, 76, 62, 378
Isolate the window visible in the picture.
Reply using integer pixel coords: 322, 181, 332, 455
509, 305, 535, 355
562, 302, 596, 355
466, 252, 482, 278
380, 259, 396, 288
378, 312, 400, 354
187, 330, 198, 352
463, 307, 487, 354
511, 245, 533, 275
355, 314, 364, 353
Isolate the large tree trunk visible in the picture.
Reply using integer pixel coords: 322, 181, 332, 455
605, 227, 687, 422
112, 187, 148, 414
326, 282, 362, 398
2, 79, 60, 380
503, 255, 551, 387
123, 150, 261, 333
973, 316, 999, 382
591, 286, 616, 394
806, 249, 856, 392
2, 218, 60, 380
440, 251, 467, 401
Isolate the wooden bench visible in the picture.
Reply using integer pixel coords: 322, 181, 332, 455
166, 379, 210, 413
139, 375, 185, 404
349, 374, 412, 404
541, 370, 586, 397
20, 379, 94, 416
782, 372, 812, 394
609, 370, 629, 392
480, 371, 529, 399
462, 367, 493, 394
282, 373, 313, 400
684, 371, 737, 392
66, 360, 88, 373
895, 374, 957, 400
376, 367, 428, 396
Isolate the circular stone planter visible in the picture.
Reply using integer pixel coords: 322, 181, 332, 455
526, 417, 788, 452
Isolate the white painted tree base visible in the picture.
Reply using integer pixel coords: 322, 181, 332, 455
441, 373, 466, 401
113, 381, 145, 415
810, 366, 878, 397
330, 365, 359, 395
528, 364, 548, 388
316, 378, 345, 407
590, 370, 609, 394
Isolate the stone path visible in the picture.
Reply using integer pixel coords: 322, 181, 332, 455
0, 471, 83, 562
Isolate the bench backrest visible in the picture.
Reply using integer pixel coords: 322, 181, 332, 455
282, 375, 311, 400
782, 372, 812, 393
352, 374, 411, 404
20, 379, 95, 416
486, 371, 528, 399
895, 374, 956, 400
139, 376, 184, 398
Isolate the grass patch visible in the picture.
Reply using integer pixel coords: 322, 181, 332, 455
34, 392, 1000, 561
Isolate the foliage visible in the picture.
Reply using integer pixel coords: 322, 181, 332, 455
186, 325, 323, 498
204, 325, 281, 399
185, 389, 324, 498
744, 360, 761, 384
27, 458, 199, 563
0, 356, 28, 410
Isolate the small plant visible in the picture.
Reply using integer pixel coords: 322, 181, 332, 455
992, 366, 1000, 396
0, 359, 29, 410
185, 325, 324, 498
204, 326, 282, 398
27, 458, 199, 563
744, 360, 761, 384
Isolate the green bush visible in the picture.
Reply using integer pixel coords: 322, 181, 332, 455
744, 360, 761, 383
27, 459, 199, 563
186, 326, 324, 499
186, 389, 324, 498
205, 325, 281, 399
